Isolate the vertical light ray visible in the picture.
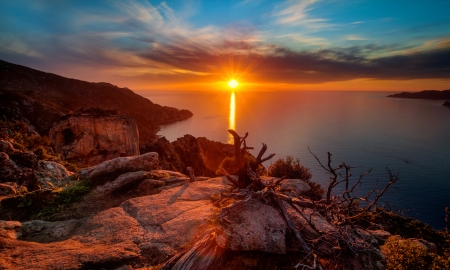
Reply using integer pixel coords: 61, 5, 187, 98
228, 91, 236, 143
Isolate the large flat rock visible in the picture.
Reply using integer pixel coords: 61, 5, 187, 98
0, 177, 229, 269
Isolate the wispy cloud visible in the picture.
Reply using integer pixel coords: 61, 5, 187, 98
272, 0, 331, 29
346, 35, 368, 41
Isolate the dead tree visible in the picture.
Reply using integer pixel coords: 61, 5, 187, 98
227, 129, 274, 188
164, 131, 399, 270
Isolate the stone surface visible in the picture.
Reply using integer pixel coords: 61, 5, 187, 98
77, 152, 159, 184
96, 171, 156, 195
49, 115, 140, 167
0, 176, 229, 269
137, 179, 166, 192
216, 199, 287, 254
0, 220, 22, 239
409, 238, 438, 253
34, 160, 74, 189
21, 219, 84, 243
368, 229, 391, 243
279, 179, 311, 196
0, 183, 16, 196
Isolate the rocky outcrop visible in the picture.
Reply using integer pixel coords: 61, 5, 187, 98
0, 177, 229, 269
0, 172, 438, 270
0, 139, 72, 190
0, 60, 192, 142
50, 115, 140, 167
77, 152, 159, 184
443, 101, 450, 107
0, 141, 37, 190
35, 160, 74, 189
142, 135, 234, 177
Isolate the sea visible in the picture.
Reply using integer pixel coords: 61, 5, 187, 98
137, 90, 450, 230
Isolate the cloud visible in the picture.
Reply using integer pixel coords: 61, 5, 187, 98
272, 0, 331, 29
1, 0, 449, 89
346, 35, 368, 41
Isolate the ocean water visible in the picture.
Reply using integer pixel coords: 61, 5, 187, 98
137, 90, 450, 230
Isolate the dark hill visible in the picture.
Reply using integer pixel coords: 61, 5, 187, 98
0, 60, 192, 143
388, 89, 450, 100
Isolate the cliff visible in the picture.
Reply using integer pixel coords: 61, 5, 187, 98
0, 60, 193, 143
388, 89, 450, 100
141, 134, 234, 176
49, 115, 140, 167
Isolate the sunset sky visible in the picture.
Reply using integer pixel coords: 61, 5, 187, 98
1, 0, 450, 91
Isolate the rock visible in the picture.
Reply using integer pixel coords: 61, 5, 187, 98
443, 101, 450, 107
368, 229, 391, 243
0, 183, 16, 196
216, 199, 287, 254
95, 170, 157, 195
0, 140, 14, 153
49, 115, 140, 167
0, 176, 229, 268
0, 152, 36, 188
34, 160, 74, 189
0, 220, 22, 239
279, 179, 311, 196
138, 179, 166, 192
409, 238, 438, 253
21, 219, 83, 242
77, 152, 159, 184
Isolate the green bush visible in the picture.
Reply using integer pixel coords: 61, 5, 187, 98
382, 236, 450, 270
268, 156, 324, 200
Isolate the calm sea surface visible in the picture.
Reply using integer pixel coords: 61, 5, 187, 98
138, 90, 450, 230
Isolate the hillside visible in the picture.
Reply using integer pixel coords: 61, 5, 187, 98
388, 89, 450, 100
0, 60, 192, 143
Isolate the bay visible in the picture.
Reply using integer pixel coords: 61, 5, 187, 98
137, 90, 450, 230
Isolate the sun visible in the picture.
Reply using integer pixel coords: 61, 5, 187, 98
228, 79, 238, 88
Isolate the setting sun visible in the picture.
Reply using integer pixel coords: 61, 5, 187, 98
228, 79, 238, 88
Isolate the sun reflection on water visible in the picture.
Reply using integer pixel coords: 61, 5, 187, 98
228, 92, 235, 143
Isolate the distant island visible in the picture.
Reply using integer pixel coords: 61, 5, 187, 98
388, 89, 450, 107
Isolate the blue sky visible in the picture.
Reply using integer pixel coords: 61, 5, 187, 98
1, 0, 450, 91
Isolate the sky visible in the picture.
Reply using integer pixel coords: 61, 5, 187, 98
1, 0, 450, 91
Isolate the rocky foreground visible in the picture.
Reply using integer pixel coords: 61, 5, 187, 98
1, 152, 441, 270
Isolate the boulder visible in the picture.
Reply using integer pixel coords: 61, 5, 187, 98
215, 199, 287, 254
0, 220, 22, 239
49, 115, 140, 167
34, 160, 74, 189
409, 238, 438, 253
279, 179, 311, 196
95, 170, 157, 195
77, 152, 159, 184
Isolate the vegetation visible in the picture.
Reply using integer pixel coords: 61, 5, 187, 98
382, 236, 450, 270
267, 156, 324, 200
35, 179, 92, 220
61, 107, 119, 120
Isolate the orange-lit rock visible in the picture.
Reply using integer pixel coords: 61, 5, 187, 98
50, 115, 140, 167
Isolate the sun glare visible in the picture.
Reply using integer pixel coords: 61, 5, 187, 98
228, 79, 238, 88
